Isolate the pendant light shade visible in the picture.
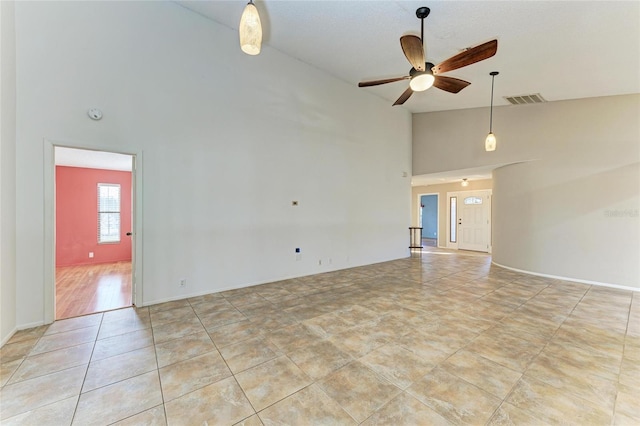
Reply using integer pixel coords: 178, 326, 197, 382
485, 132, 496, 152
239, 0, 262, 56
485, 71, 499, 152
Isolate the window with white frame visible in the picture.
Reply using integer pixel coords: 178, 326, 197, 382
464, 196, 483, 205
98, 183, 121, 243
450, 196, 457, 243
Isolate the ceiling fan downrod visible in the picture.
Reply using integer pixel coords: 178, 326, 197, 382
416, 7, 430, 47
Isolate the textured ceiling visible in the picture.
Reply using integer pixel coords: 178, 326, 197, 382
177, 0, 640, 114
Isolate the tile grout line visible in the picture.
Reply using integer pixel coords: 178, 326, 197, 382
69, 312, 104, 426
611, 288, 635, 422
4, 318, 102, 403
432, 276, 532, 425
493, 283, 609, 424
144, 311, 170, 425
191, 297, 261, 421
452, 280, 565, 425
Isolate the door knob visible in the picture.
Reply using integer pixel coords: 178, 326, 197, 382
126, 232, 132, 236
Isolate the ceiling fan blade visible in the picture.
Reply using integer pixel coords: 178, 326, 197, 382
432, 39, 498, 75
358, 76, 410, 87
400, 35, 425, 71
433, 76, 471, 94
393, 87, 414, 106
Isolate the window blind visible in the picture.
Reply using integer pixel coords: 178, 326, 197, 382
98, 183, 121, 243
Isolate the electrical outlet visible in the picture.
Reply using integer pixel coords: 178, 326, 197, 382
88, 252, 94, 258
318, 259, 322, 266
180, 279, 187, 288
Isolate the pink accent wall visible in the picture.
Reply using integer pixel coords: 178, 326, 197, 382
56, 166, 132, 267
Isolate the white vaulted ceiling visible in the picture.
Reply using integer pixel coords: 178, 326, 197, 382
177, 1, 640, 113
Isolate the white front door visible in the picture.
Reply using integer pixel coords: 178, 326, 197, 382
458, 192, 491, 252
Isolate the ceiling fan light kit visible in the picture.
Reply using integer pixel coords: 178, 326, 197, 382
358, 6, 498, 106
485, 71, 499, 152
409, 63, 435, 91
239, 0, 262, 55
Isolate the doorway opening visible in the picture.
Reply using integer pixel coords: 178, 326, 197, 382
446, 189, 492, 253
54, 147, 135, 319
418, 194, 438, 247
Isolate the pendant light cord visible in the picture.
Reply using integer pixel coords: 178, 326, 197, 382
489, 74, 495, 133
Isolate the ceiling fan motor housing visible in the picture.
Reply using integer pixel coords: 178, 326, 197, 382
410, 62, 435, 77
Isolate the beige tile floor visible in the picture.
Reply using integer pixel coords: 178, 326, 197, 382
1, 250, 639, 425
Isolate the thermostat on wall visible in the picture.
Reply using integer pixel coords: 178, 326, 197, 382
87, 108, 103, 120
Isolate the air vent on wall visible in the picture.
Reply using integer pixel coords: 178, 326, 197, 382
504, 93, 547, 105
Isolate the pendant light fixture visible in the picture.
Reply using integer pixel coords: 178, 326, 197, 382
461, 178, 469, 187
239, 0, 262, 56
485, 71, 499, 152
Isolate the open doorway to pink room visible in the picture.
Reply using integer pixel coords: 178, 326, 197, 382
53, 146, 135, 319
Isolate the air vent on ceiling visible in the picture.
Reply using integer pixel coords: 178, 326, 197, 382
504, 93, 547, 105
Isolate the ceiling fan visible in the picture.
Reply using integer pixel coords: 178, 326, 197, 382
358, 7, 498, 106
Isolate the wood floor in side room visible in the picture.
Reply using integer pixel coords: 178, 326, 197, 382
56, 261, 132, 320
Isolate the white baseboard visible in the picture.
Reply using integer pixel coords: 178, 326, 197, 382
491, 261, 639, 292
142, 272, 337, 307
18, 320, 48, 329
1, 320, 47, 348
141, 284, 245, 307
142, 256, 410, 308
1, 327, 18, 347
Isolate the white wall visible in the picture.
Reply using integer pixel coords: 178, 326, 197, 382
493, 160, 638, 288
414, 95, 640, 289
14, 2, 412, 327
1, 0, 17, 344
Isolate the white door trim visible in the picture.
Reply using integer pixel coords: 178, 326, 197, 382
43, 139, 144, 324
415, 192, 439, 247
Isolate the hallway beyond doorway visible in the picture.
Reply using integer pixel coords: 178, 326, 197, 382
422, 238, 437, 247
